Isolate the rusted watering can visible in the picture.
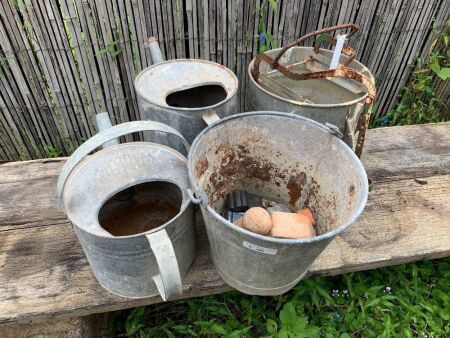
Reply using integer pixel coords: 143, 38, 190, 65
135, 37, 239, 154
247, 24, 376, 156
56, 113, 196, 300
188, 112, 368, 295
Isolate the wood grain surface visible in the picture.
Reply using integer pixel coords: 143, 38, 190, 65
0, 123, 449, 324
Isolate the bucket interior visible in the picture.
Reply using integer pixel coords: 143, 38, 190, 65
254, 47, 370, 105
166, 84, 227, 108
190, 113, 367, 236
98, 181, 182, 236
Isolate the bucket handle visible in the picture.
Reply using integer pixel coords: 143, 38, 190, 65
251, 24, 376, 105
146, 229, 182, 301
56, 120, 190, 207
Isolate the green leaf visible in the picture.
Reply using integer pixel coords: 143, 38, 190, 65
276, 328, 289, 338
280, 302, 297, 326
430, 60, 441, 75
290, 316, 308, 334
440, 305, 450, 320
437, 67, 450, 80
125, 307, 145, 336
365, 298, 381, 308
162, 328, 176, 338
210, 323, 227, 334
268, 0, 277, 12
267, 318, 278, 334
316, 34, 330, 44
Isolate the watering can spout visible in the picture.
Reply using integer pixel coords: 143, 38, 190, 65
95, 112, 119, 149
147, 37, 164, 64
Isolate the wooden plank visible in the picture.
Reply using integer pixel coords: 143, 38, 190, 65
0, 1, 59, 154
0, 7, 45, 158
208, 0, 216, 62
185, 0, 195, 58
59, 0, 98, 133
163, 0, 176, 60
0, 123, 449, 324
45, 0, 92, 141
192, 0, 199, 59
73, 0, 110, 116
218, 0, 226, 65
41, 0, 91, 145
173, 0, 185, 58
113, 0, 140, 125
201, 0, 209, 60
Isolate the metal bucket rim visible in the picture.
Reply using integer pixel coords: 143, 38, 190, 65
134, 59, 239, 111
65, 143, 192, 240
248, 47, 374, 108
188, 111, 369, 244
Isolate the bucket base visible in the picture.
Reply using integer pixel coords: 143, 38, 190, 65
213, 257, 309, 296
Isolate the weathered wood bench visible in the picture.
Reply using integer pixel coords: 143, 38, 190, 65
1, 123, 449, 337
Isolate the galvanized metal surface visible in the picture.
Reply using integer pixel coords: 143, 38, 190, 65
188, 112, 368, 295
248, 27, 376, 155
95, 112, 119, 149
57, 119, 196, 300
135, 38, 238, 153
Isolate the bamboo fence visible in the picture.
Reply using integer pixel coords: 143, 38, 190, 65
0, 0, 448, 160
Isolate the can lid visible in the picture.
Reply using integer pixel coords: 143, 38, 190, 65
135, 59, 238, 108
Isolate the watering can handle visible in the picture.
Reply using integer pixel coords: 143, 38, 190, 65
146, 229, 182, 301
56, 120, 190, 206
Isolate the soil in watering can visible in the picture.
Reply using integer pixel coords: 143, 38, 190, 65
98, 181, 182, 236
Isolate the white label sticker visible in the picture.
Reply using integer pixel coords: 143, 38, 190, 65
243, 241, 278, 255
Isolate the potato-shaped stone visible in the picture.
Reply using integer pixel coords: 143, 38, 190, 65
242, 207, 272, 235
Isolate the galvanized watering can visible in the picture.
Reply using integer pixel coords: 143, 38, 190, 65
57, 113, 196, 300
247, 24, 376, 156
135, 37, 238, 154
188, 112, 368, 295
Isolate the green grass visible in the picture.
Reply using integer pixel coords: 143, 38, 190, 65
108, 257, 450, 337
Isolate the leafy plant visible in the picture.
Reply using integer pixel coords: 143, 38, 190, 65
97, 39, 122, 58
109, 257, 450, 337
45, 144, 62, 158
256, 0, 278, 53
372, 18, 450, 127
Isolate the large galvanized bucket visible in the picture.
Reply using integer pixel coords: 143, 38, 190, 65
135, 37, 238, 154
247, 24, 376, 156
57, 114, 196, 300
188, 112, 368, 295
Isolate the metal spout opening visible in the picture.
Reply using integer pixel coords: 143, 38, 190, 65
166, 84, 227, 109
98, 181, 182, 237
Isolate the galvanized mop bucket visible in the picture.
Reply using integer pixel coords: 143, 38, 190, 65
57, 114, 196, 300
248, 24, 376, 156
188, 112, 368, 295
135, 37, 238, 154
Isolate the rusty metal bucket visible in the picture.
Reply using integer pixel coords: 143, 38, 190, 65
188, 112, 368, 295
57, 113, 196, 300
135, 37, 238, 154
247, 24, 376, 156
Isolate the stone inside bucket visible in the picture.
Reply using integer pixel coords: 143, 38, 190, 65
191, 113, 367, 236
99, 181, 182, 236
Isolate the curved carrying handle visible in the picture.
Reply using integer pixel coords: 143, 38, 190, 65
271, 23, 358, 67
56, 120, 190, 207
146, 229, 182, 301
251, 24, 376, 105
